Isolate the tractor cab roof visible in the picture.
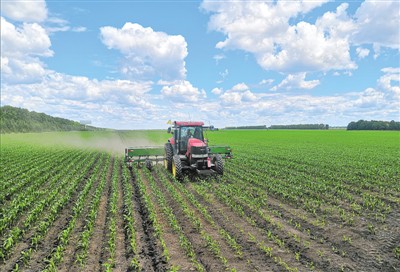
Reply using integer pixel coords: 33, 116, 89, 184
174, 121, 204, 127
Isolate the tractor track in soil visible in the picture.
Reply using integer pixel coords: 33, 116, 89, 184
0, 155, 101, 272
129, 168, 167, 272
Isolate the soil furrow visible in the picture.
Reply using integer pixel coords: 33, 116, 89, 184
130, 168, 166, 272
114, 160, 129, 272
84, 157, 113, 272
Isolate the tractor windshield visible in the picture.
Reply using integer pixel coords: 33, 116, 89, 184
181, 126, 203, 141
179, 126, 204, 153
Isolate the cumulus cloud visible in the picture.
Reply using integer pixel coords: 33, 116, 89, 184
271, 73, 320, 91
202, 0, 398, 74
1, 17, 53, 83
202, 0, 357, 73
353, 1, 400, 49
1, 72, 159, 128
211, 87, 223, 95
100, 23, 188, 80
1, 0, 48, 22
2, 71, 153, 104
161, 80, 206, 102
378, 67, 400, 98
220, 83, 258, 104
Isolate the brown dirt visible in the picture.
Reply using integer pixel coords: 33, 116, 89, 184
113, 160, 129, 272
84, 158, 114, 272
143, 170, 195, 271
57, 159, 109, 272
130, 168, 168, 271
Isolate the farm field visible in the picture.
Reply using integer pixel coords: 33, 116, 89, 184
1, 130, 399, 271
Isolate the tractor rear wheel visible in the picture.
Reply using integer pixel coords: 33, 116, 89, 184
172, 155, 183, 181
164, 143, 173, 171
214, 154, 224, 175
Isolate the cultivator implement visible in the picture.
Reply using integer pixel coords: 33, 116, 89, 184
208, 145, 233, 159
124, 146, 165, 170
125, 144, 232, 171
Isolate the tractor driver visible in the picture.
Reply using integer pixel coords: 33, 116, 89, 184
193, 127, 202, 140
186, 128, 193, 138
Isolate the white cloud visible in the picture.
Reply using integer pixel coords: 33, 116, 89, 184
72, 26, 87, 32
2, 71, 153, 104
356, 47, 370, 59
202, 1, 357, 73
161, 80, 206, 102
378, 67, 400, 98
259, 79, 274, 85
1, 0, 48, 22
1, 17, 53, 83
353, 0, 400, 49
100, 23, 188, 80
220, 83, 258, 104
271, 73, 320, 91
211, 87, 223, 95
1, 72, 160, 128
1, 17, 53, 58
213, 54, 226, 64
217, 69, 229, 83
203, 1, 399, 74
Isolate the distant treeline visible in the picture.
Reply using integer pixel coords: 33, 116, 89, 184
269, 124, 329, 130
347, 120, 400, 131
0, 105, 100, 133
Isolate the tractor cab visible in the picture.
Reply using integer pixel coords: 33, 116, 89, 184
177, 125, 204, 155
167, 121, 205, 155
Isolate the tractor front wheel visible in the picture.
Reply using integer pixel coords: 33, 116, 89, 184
172, 155, 183, 181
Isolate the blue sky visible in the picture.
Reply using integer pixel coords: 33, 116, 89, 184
1, 0, 399, 129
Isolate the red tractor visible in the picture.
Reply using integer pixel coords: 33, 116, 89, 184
164, 121, 232, 179
124, 121, 232, 180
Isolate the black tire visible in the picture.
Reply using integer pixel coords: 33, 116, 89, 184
164, 143, 173, 171
214, 154, 224, 176
172, 155, 183, 181
145, 159, 152, 171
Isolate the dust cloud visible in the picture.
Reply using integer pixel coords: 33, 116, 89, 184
2, 130, 166, 155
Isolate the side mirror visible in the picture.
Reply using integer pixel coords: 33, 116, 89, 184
167, 127, 171, 134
